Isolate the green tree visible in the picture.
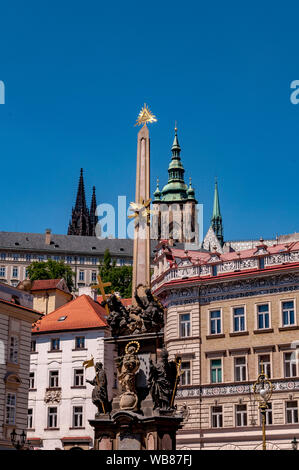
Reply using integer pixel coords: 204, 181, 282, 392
99, 249, 132, 298
27, 259, 75, 291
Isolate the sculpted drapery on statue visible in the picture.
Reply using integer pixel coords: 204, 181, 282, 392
149, 348, 181, 411
101, 286, 164, 337
86, 362, 111, 415
116, 341, 140, 410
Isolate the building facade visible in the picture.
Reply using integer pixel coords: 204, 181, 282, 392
27, 294, 114, 450
0, 283, 41, 449
152, 240, 299, 450
0, 230, 140, 290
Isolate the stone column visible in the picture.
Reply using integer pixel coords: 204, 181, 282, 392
132, 124, 151, 299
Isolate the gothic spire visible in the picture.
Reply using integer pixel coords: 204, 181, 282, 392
75, 168, 88, 213
211, 179, 224, 246
67, 168, 91, 236
89, 186, 98, 236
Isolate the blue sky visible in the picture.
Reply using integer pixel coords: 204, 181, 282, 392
0, 1, 299, 241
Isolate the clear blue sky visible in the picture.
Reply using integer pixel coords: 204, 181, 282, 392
0, 0, 299, 241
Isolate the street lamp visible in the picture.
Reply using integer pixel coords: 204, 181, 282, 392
291, 437, 298, 450
253, 363, 273, 451
10, 429, 27, 450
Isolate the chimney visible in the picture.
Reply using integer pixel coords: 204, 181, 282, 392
45, 228, 52, 245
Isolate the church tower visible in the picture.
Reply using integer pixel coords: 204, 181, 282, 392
68, 168, 95, 236
152, 126, 199, 244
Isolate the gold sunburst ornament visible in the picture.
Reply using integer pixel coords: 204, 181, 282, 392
135, 103, 157, 126
128, 198, 152, 220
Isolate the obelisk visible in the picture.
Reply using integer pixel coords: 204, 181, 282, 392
130, 105, 157, 299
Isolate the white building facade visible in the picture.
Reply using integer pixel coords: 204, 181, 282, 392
27, 295, 114, 450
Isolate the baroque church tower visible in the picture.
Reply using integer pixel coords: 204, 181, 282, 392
67, 168, 98, 236
152, 126, 199, 245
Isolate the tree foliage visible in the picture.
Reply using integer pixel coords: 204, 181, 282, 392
27, 259, 75, 291
99, 249, 132, 298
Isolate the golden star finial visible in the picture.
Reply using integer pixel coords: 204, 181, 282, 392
135, 103, 157, 126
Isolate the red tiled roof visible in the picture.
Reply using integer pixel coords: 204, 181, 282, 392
30, 279, 71, 295
169, 241, 299, 264
32, 294, 107, 333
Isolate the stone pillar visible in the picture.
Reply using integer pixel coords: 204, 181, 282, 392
132, 124, 151, 299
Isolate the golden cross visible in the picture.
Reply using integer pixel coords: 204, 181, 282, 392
92, 274, 111, 316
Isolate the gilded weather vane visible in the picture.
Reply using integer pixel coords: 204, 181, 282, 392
135, 103, 157, 126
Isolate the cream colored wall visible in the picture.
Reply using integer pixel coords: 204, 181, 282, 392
201, 291, 299, 384
33, 290, 72, 315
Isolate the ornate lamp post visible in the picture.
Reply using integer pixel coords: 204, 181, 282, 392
10, 429, 27, 450
253, 363, 273, 451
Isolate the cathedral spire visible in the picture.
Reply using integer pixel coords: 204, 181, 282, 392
89, 186, 98, 236
211, 179, 224, 246
74, 168, 88, 213
67, 168, 91, 236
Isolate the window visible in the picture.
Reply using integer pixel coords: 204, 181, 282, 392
234, 357, 246, 381
29, 372, 35, 389
5, 393, 16, 424
79, 270, 85, 281
0, 267, 5, 277
212, 265, 217, 276
12, 253, 19, 261
49, 370, 59, 388
211, 359, 222, 383
257, 304, 270, 329
258, 354, 271, 378
259, 257, 265, 269
286, 401, 298, 424
236, 404, 247, 426
74, 369, 84, 387
12, 267, 18, 278
211, 406, 223, 428
75, 337, 85, 349
233, 307, 245, 332
179, 314, 190, 337
282, 301, 295, 326
37, 255, 44, 262
31, 340, 36, 352
48, 407, 58, 428
73, 406, 83, 428
79, 257, 85, 264
181, 361, 191, 385
26, 254, 31, 262
91, 271, 97, 283
91, 258, 97, 265
50, 338, 60, 351
210, 310, 221, 334
0, 253, 6, 260
27, 409, 33, 429
66, 256, 73, 263
284, 352, 297, 378
9, 335, 18, 364
53, 256, 60, 261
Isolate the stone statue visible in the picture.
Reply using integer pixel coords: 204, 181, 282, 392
86, 362, 111, 415
148, 348, 180, 411
102, 294, 132, 336
103, 287, 164, 337
135, 286, 164, 333
116, 341, 140, 410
